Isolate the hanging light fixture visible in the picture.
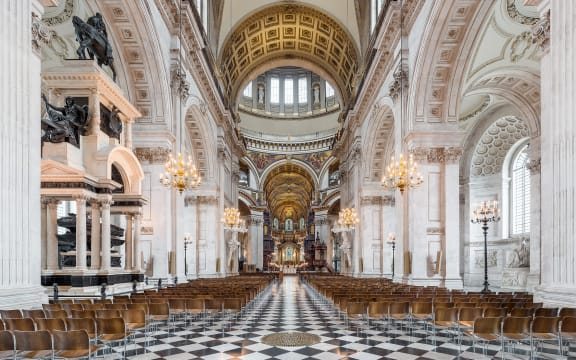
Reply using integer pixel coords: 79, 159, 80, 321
332, 207, 359, 232
160, 0, 201, 194
222, 207, 247, 233
381, 0, 423, 194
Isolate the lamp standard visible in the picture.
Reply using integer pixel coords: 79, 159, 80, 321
184, 233, 192, 277
387, 232, 396, 280
471, 201, 500, 293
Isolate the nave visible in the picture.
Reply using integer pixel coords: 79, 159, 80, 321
84, 276, 568, 360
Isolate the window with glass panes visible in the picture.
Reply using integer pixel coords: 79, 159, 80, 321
511, 145, 530, 234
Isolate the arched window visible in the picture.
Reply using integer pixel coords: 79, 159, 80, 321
511, 144, 530, 235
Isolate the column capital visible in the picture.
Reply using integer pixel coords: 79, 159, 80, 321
47, 198, 60, 209
411, 147, 463, 163
526, 158, 541, 175
31, 12, 51, 56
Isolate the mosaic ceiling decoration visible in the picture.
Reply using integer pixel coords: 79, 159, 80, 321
220, 3, 359, 107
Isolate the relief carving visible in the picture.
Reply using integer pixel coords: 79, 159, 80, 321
532, 10, 550, 53
133, 147, 171, 163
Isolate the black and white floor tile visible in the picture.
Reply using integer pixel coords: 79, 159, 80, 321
101, 277, 573, 359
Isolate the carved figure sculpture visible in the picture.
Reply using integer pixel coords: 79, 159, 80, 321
72, 13, 117, 81
507, 239, 530, 268
108, 106, 123, 138
41, 95, 88, 146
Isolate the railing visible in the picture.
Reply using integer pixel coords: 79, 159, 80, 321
241, 129, 337, 154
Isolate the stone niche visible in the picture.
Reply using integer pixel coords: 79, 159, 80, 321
40, 59, 147, 292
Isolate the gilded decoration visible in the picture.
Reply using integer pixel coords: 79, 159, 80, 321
219, 4, 359, 106
247, 150, 332, 173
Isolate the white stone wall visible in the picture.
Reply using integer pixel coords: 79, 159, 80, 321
0, 0, 48, 307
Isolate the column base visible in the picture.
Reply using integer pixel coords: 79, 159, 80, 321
0, 285, 48, 308
533, 285, 576, 307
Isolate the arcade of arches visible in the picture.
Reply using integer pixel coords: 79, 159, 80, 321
2, 0, 576, 309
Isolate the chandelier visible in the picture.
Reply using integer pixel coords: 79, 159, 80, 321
381, 153, 423, 193
222, 207, 247, 232
159, 152, 201, 194
160, 0, 201, 194
332, 207, 359, 232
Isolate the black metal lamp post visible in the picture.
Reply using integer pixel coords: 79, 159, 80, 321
471, 201, 500, 293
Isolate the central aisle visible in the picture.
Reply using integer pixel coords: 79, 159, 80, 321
124, 276, 566, 359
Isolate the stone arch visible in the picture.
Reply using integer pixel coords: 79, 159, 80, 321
185, 96, 217, 181
240, 156, 262, 190
362, 99, 395, 182
409, 0, 495, 123
93, 146, 144, 195
259, 159, 319, 192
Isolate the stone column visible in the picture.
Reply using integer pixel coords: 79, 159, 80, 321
527, 137, 541, 289
100, 199, 112, 271
125, 120, 133, 149
124, 214, 133, 271
534, 1, 576, 305
40, 199, 48, 270
90, 201, 101, 270
444, 150, 463, 289
133, 214, 141, 272
46, 200, 60, 271
249, 212, 264, 268
381, 196, 396, 278
75, 197, 87, 270
89, 89, 101, 136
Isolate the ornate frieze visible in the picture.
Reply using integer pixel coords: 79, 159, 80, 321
526, 158, 541, 175
426, 227, 445, 235
361, 196, 381, 206
32, 13, 51, 55
249, 216, 264, 225
410, 147, 463, 163
43, 0, 74, 26
532, 10, 550, 53
171, 68, 190, 100
382, 195, 395, 206
133, 147, 171, 164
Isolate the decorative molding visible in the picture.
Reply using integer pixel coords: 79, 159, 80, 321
381, 195, 395, 206
360, 196, 381, 206
426, 227, 445, 235
43, 0, 74, 26
510, 31, 534, 63
133, 147, 171, 164
526, 158, 541, 175
459, 96, 491, 123
532, 10, 550, 53
32, 13, 52, 55
249, 216, 264, 225
171, 68, 190, 100
506, 0, 538, 26
388, 66, 408, 102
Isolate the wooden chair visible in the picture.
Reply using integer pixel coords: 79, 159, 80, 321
94, 310, 121, 319
410, 301, 433, 333
531, 316, 561, 356
185, 298, 204, 325
535, 308, 559, 317
41, 304, 62, 312
0, 310, 22, 319
501, 316, 531, 356
44, 310, 67, 319
346, 302, 368, 335
560, 316, 576, 356
95, 317, 131, 358
463, 317, 503, 356
121, 309, 148, 352
0, 330, 15, 359
13, 330, 54, 359
368, 301, 389, 331
52, 329, 102, 359
65, 318, 97, 344
147, 302, 170, 333
3, 318, 35, 331
431, 308, 459, 347
510, 308, 534, 317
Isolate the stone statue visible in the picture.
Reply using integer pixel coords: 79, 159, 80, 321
340, 237, 352, 271
72, 13, 117, 81
227, 237, 239, 271
108, 106, 123, 138
507, 239, 530, 268
41, 94, 89, 146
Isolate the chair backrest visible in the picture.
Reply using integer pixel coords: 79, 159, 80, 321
74, 299, 93, 305
368, 301, 389, 318
535, 308, 559, 317
483, 307, 506, 318
106, 304, 127, 311
389, 301, 410, 316
35, 318, 66, 332
12, 330, 53, 354
65, 318, 97, 339
458, 307, 483, 322
22, 309, 46, 320
0, 310, 22, 319
502, 316, 531, 335
347, 302, 367, 316
204, 299, 223, 311
559, 308, 576, 318
126, 303, 149, 315
95, 310, 121, 319
473, 317, 503, 334
434, 308, 458, 323
95, 317, 126, 337
148, 303, 170, 317
186, 298, 204, 312
71, 310, 95, 319
561, 316, 576, 333
121, 309, 146, 328
45, 309, 68, 319
0, 330, 15, 356
433, 302, 454, 310
531, 316, 560, 335
82, 304, 105, 311
52, 329, 90, 353
168, 298, 187, 311
510, 308, 534, 317
411, 301, 433, 315
42, 304, 62, 312
223, 298, 243, 311
3, 318, 35, 331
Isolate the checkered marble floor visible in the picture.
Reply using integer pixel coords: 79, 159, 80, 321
101, 277, 573, 359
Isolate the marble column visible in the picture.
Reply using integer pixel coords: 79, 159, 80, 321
125, 120, 133, 149
90, 202, 101, 270
46, 200, 60, 271
40, 200, 48, 270
0, 0, 48, 306
100, 199, 112, 271
133, 214, 141, 272
444, 154, 463, 289
89, 89, 101, 136
249, 212, 264, 269
125, 214, 133, 271
527, 137, 541, 289
75, 197, 87, 270
534, 0, 576, 305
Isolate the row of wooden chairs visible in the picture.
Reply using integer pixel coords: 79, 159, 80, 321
0, 329, 101, 359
